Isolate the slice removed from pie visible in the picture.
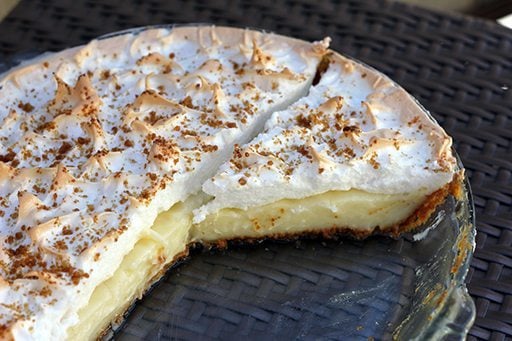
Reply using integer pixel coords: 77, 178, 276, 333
0, 26, 328, 340
192, 52, 460, 242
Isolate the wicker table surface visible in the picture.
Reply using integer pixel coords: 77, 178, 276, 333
0, 0, 511, 339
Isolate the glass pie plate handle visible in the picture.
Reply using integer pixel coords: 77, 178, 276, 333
0, 25, 476, 340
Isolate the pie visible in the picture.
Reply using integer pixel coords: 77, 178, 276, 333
0, 25, 460, 340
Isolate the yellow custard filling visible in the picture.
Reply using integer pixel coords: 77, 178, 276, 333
191, 189, 429, 242
67, 195, 205, 340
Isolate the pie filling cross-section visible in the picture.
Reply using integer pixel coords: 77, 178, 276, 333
0, 25, 459, 340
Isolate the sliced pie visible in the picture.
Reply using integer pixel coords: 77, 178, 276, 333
0, 25, 460, 340
192, 52, 459, 241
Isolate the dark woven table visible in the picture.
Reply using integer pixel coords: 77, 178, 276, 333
0, 0, 511, 339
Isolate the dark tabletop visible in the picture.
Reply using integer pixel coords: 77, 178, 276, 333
0, 0, 511, 339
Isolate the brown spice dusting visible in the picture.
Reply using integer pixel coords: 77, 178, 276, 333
144, 111, 163, 125
139, 189, 152, 201
100, 70, 110, 80
35, 121, 56, 133
408, 116, 420, 126
40, 286, 52, 297
18, 102, 34, 113
71, 270, 89, 285
343, 125, 361, 134
57, 142, 73, 158
296, 114, 312, 129
202, 144, 219, 153
77, 137, 91, 145
180, 96, 193, 108
53, 240, 68, 251
238, 177, 247, 185
296, 145, 312, 159
340, 147, 356, 158
0, 150, 16, 163
369, 153, 380, 169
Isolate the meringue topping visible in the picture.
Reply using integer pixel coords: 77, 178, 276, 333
194, 53, 456, 222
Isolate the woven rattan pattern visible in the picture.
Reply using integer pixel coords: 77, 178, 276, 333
0, 0, 511, 339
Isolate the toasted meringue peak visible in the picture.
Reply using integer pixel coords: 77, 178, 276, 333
0, 25, 326, 339
312, 37, 331, 55
361, 100, 378, 126
132, 89, 182, 110
49, 74, 101, 117
250, 39, 275, 68
318, 96, 344, 114
0, 162, 14, 178
51, 164, 76, 190
197, 59, 222, 73
135, 52, 182, 74
16, 191, 44, 224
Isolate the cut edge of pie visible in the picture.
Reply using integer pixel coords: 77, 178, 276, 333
192, 171, 464, 245
67, 193, 208, 341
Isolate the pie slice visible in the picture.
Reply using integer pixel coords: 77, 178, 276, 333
0, 26, 328, 339
192, 52, 460, 242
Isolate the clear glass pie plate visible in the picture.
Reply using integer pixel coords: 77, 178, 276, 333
0, 25, 476, 340
112, 160, 475, 340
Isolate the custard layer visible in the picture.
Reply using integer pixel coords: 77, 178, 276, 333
191, 189, 429, 242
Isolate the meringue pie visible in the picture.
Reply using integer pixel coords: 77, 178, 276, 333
0, 25, 459, 340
